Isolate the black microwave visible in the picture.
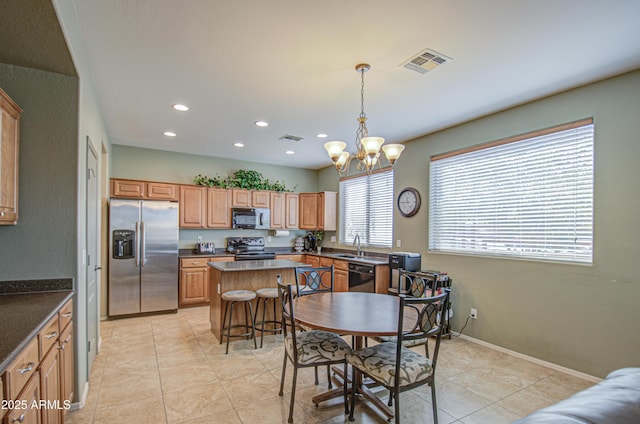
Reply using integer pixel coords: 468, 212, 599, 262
232, 208, 270, 229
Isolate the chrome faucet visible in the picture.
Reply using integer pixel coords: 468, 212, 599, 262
353, 234, 361, 256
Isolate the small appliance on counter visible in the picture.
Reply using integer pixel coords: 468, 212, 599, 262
197, 242, 215, 254
388, 252, 422, 294
227, 236, 276, 261
303, 232, 317, 252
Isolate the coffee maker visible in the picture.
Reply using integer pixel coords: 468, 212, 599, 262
303, 232, 317, 252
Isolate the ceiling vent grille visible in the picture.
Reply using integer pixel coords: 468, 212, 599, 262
401, 48, 452, 74
279, 134, 303, 142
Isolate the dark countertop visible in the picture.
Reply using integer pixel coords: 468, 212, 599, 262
208, 259, 308, 272
0, 290, 74, 374
181, 248, 388, 265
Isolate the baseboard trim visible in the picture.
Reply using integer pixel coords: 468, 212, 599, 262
456, 333, 601, 383
69, 381, 90, 411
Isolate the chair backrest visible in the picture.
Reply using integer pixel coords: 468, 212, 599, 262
295, 265, 334, 296
276, 281, 300, 359
394, 290, 450, 386
398, 269, 439, 297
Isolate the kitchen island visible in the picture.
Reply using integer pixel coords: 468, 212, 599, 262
208, 259, 307, 341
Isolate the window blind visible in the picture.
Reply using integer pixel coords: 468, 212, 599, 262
340, 169, 394, 248
429, 120, 594, 264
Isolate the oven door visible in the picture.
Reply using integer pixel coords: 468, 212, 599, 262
348, 263, 375, 293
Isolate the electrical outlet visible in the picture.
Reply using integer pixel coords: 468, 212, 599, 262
267, 236, 272, 242
197, 236, 203, 243
470, 308, 478, 319
397, 239, 402, 247
330, 236, 337, 243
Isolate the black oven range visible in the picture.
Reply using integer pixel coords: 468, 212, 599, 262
226, 236, 276, 261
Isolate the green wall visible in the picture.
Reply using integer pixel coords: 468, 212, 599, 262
0, 64, 78, 280
386, 70, 640, 378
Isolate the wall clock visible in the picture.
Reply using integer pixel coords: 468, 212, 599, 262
397, 187, 421, 217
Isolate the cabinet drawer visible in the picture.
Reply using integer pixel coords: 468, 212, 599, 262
181, 257, 210, 268
111, 179, 145, 198
6, 337, 38, 399
333, 259, 349, 271
319, 257, 334, 267
38, 315, 59, 360
147, 182, 178, 200
59, 298, 73, 333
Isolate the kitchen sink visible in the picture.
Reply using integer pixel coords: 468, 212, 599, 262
333, 254, 357, 259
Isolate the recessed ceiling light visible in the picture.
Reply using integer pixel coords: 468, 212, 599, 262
317, 133, 328, 138
255, 121, 269, 127
172, 104, 189, 111
234, 142, 245, 148
285, 150, 295, 155
163, 131, 177, 137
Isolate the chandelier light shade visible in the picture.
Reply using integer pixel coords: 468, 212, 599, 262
324, 63, 404, 176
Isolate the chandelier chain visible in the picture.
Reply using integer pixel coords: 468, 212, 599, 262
360, 68, 366, 120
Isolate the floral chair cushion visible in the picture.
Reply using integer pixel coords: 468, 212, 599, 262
285, 330, 351, 365
346, 342, 433, 387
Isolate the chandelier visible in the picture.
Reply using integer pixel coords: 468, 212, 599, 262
324, 63, 404, 176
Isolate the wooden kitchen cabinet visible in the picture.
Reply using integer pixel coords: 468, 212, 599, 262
179, 185, 207, 228
285, 193, 299, 229
180, 257, 211, 306
0, 88, 21, 226
207, 188, 230, 228
305, 255, 320, 268
251, 191, 270, 208
5, 372, 41, 424
39, 347, 60, 424
270, 192, 285, 229
111, 179, 178, 201
230, 189, 251, 207
333, 259, 349, 292
299, 191, 337, 231
374, 264, 390, 294
58, 299, 74, 420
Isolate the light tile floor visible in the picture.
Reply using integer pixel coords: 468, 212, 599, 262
67, 307, 593, 423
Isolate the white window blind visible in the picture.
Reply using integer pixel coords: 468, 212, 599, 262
429, 120, 594, 264
340, 169, 394, 248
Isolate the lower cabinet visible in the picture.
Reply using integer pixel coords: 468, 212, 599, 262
5, 372, 41, 424
59, 324, 74, 422
39, 347, 60, 424
333, 260, 349, 292
179, 257, 233, 307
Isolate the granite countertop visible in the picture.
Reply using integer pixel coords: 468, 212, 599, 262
181, 247, 388, 265
208, 259, 308, 272
0, 290, 74, 373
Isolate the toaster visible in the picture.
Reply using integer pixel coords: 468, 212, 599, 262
197, 242, 215, 254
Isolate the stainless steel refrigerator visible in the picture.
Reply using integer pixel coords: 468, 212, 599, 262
108, 199, 179, 316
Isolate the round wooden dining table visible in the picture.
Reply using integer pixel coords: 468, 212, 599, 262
293, 292, 412, 420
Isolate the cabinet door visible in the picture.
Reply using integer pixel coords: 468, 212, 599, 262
305, 255, 320, 267
252, 191, 271, 208
5, 373, 41, 424
270, 192, 285, 229
285, 193, 299, 229
179, 185, 207, 228
39, 347, 61, 424
0, 89, 21, 225
180, 267, 210, 306
334, 269, 349, 292
207, 188, 230, 228
146, 182, 178, 201
299, 193, 318, 229
231, 189, 251, 207
59, 324, 74, 412
111, 179, 145, 198
318, 191, 337, 231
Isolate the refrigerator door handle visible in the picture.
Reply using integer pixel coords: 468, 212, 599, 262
140, 221, 146, 267
135, 220, 141, 267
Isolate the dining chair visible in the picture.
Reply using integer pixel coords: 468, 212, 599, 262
347, 290, 450, 424
293, 265, 335, 386
277, 281, 352, 423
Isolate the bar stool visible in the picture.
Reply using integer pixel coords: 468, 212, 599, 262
220, 289, 257, 354
254, 287, 282, 348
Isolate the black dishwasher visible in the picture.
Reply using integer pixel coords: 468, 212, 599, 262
348, 262, 375, 292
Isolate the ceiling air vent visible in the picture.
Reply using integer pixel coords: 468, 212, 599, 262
401, 48, 452, 74
279, 134, 303, 142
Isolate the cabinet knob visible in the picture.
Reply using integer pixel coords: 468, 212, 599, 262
0, 212, 4, 217
12, 413, 26, 423
18, 362, 35, 375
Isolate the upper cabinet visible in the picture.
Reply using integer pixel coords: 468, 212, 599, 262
179, 185, 231, 229
230, 189, 270, 208
0, 88, 22, 225
299, 191, 337, 231
111, 178, 178, 201
285, 193, 299, 229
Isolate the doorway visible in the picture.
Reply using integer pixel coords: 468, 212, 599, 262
86, 137, 100, 371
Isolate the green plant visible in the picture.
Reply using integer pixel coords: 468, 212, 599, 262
311, 230, 325, 244
192, 169, 295, 191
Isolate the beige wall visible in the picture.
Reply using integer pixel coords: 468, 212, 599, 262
387, 70, 640, 378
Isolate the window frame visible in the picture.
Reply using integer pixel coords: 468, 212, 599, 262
428, 118, 594, 264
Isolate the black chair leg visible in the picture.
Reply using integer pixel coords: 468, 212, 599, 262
348, 366, 356, 421
327, 364, 332, 388
394, 390, 400, 424
225, 301, 235, 354
343, 362, 349, 415
247, 301, 257, 349
278, 353, 287, 396
430, 381, 438, 424
314, 366, 319, 385
288, 366, 298, 423
220, 301, 229, 345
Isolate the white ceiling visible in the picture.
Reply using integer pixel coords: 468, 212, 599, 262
68, 0, 640, 170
